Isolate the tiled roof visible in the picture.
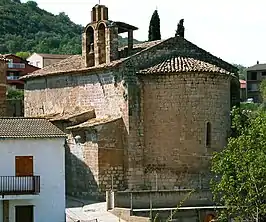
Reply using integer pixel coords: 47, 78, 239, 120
0, 55, 7, 61
20, 40, 163, 80
0, 118, 66, 138
240, 79, 246, 89
21, 36, 236, 80
20, 55, 126, 80
138, 56, 231, 75
246, 63, 266, 71
35, 53, 73, 59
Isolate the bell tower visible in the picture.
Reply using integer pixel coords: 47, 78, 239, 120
82, 4, 138, 67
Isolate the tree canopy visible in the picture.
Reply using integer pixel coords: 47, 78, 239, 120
0, 0, 142, 55
211, 104, 266, 221
233, 64, 247, 80
148, 10, 161, 41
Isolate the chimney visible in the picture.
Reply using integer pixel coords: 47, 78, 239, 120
257, 61, 259, 64
0, 58, 7, 116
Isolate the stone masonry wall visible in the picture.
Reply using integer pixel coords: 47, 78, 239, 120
97, 118, 127, 192
119, 35, 238, 190
24, 70, 129, 199
139, 73, 231, 190
66, 118, 127, 199
24, 71, 128, 121
65, 130, 100, 199
0, 61, 7, 116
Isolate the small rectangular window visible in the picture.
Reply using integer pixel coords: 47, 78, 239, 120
206, 122, 211, 147
250, 72, 257, 80
262, 72, 266, 76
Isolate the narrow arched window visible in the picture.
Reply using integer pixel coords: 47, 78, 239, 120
206, 122, 211, 147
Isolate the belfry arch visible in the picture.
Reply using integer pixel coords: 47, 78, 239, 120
98, 23, 106, 64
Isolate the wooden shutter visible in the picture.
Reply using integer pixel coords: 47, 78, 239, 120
15, 156, 33, 176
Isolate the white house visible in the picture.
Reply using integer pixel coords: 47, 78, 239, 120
27, 53, 73, 68
0, 117, 66, 222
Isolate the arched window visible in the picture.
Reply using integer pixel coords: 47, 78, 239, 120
206, 122, 211, 147
86, 26, 94, 53
98, 23, 106, 64
84, 26, 95, 67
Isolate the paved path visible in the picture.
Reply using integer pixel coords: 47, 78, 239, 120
66, 196, 125, 222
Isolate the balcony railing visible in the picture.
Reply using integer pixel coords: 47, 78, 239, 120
0, 176, 40, 195
8, 63, 26, 69
7, 76, 20, 80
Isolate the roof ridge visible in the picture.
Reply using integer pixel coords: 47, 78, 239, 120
137, 55, 232, 75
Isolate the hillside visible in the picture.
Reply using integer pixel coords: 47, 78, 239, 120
0, 0, 142, 55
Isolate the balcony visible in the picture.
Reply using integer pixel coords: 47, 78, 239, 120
0, 176, 40, 196
8, 63, 25, 69
7, 76, 20, 80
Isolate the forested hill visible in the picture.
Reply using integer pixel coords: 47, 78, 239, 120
0, 0, 142, 55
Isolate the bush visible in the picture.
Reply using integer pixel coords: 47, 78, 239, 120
7, 88, 24, 100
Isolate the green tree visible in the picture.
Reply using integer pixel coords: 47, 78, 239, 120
25, 1, 37, 7
233, 64, 247, 80
211, 107, 266, 221
148, 10, 161, 41
260, 79, 266, 103
7, 88, 24, 100
16, 51, 30, 59
0, 1, 142, 55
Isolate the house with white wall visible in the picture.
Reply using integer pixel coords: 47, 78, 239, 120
0, 117, 66, 222
27, 53, 73, 68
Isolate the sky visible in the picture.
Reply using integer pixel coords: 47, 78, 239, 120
21, 0, 266, 67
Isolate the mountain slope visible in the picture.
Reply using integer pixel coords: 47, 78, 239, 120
0, 0, 142, 54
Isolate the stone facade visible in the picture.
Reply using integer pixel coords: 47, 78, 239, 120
0, 59, 7, 116
139, 73, 231, 190
22, 4, 239, 199
65, 117, 127, 199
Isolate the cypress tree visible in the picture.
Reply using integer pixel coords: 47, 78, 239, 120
148, 10, 161, 41
176, 19, 185, 38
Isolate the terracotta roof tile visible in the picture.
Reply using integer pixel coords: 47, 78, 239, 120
21, 55, 126, 79
21, 40, 163, 80
138, 56, 231, 75
35, 53, 74, 59
0, 118, 66, 138
0, 55, 7, 61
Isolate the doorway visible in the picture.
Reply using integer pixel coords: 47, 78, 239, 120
15, 205, 34, 222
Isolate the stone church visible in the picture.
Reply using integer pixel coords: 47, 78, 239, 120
21, 4, 239, 199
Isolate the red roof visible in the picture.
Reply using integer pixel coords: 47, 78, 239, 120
239, 79, 246, 89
